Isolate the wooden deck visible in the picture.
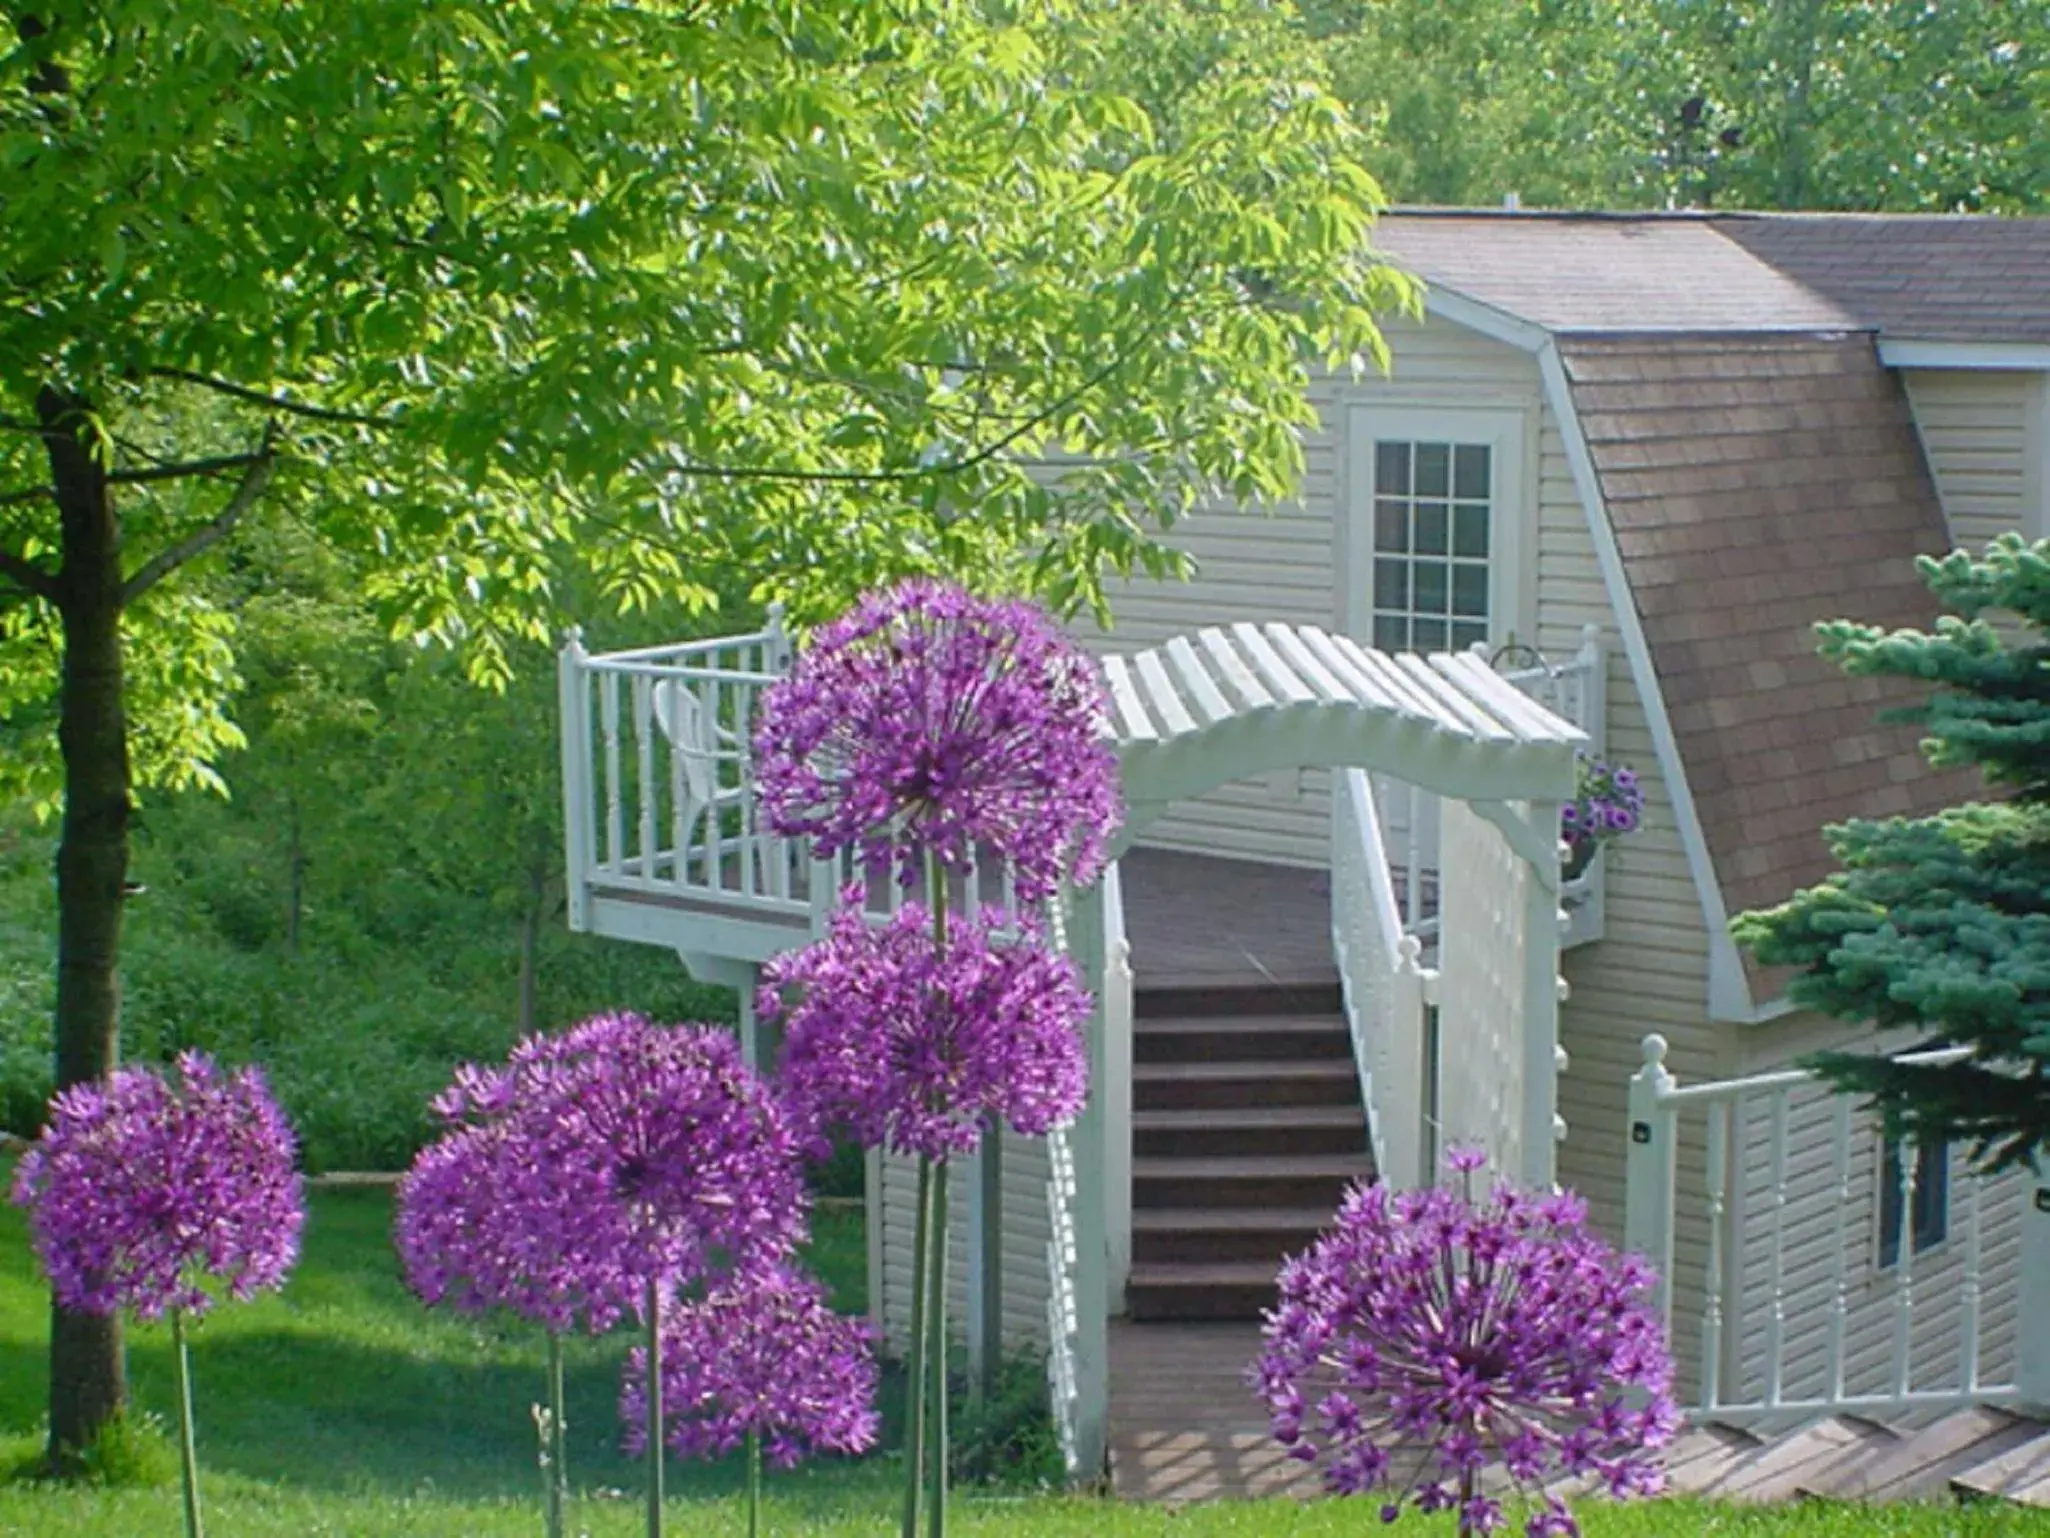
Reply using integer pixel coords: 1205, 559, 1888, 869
1119, 848, 1338, 993
1106, 1322, 2050, 1507
1108, 1321, 1317, 1502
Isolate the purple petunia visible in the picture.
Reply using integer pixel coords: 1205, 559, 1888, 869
1562, 756, 1645, 862
396, 1014, 809, 1333
10, 1052, 304, 1320
619, 1262, 880, 1468
753, 579, 1123, 903
760, 898, 1090, 1163
1250, 1152, 1677, 1537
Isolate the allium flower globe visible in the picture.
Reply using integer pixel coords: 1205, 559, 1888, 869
396, 1014, 808, 1332
1251, 1150, 1677, 1537
620, 1263, 879, 1466
761, 898, 1091, 1162
10, 1051, 303, 1319
754, 579, 1123, 902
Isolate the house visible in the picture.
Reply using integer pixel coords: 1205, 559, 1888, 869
555, 209, 2050, 1491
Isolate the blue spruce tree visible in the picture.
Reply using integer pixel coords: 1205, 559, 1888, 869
1733, 534, 2050, 1171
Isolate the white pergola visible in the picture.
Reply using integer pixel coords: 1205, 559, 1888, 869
1059, 621, 1586, 1477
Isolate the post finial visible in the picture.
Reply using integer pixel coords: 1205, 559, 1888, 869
1641, 1033, 1669, 1069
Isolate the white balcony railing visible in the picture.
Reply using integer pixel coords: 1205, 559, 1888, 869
1625, 1034, 2050, 1424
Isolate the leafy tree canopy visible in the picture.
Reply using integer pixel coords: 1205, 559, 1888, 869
1733, 536, 2050, 1173
2, 0, 1411, 803
1302, 0, 2049, 212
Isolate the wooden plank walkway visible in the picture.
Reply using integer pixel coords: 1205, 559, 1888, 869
1108, 1321, 1316, 1503
1106, 1321, 2050, 1508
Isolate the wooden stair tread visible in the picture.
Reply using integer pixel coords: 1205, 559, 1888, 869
1133, 1153, 1372, 1180
1136, 1015, 1347, 1034
1132, 1206, 1336, 1232
1135, 1059, 1355, 1082
1127, 1260, 1287, 1286
1950, 1424, 2050, 1504
1133, 1106, 1361, 1131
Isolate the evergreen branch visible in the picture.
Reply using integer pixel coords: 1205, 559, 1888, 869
121, 441, 280, 604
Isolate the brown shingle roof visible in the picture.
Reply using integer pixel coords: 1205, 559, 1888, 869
1717, 214, 2050, 344
1373, 209, 2050, 344
1558, 333, 1979, 924
1374, 214, 1860, 334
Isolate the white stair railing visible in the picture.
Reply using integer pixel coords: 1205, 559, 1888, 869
1331, 767, 1436, 1190
1625, 1034, 2050, 1425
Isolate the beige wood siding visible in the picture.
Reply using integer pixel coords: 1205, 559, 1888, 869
1534, 399, 1734, 1398
873, 1129, 1054, 1355
1084, 315, 1547, 866
1902, 369, 2043, 550
1083, 306, 1741, 1383
1719, 1014, 2025, 1410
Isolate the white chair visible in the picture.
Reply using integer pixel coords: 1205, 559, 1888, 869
651, 680, 752, 889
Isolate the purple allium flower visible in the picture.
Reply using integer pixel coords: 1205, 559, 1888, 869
1250, 1155, 1676, 1537
619, 1262, 879, 1467
396, 1014, 808, 1333
753, 579, 1123, 902
10, 1052, 303, 1320
760, 899, 1090, 1162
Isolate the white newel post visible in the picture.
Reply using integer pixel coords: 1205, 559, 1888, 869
1623, 1035, 1679, 1322
1519, 800, 1564, 1189
2020, 1176, 2050, 1415
557, 630, 593, 932
1066, 879, 1111, 1481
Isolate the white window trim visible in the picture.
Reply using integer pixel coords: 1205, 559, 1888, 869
1343, 403, 1532, 651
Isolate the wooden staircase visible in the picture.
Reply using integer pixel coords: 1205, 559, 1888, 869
1125, 982, 1372, 1322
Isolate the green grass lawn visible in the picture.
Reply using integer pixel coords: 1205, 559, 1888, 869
0, 1182, 2044, 1535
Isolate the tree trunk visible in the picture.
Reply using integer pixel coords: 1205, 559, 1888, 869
286, 792, 305, 952
40, 383, 129, 1466
1774, 0, 1820, 209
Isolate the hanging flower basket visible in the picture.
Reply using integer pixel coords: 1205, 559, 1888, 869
1562, 756, 1643, 881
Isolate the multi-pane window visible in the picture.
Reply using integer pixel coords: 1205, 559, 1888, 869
1370, 440, 1492, 654
1877, 1138, 1949, 1268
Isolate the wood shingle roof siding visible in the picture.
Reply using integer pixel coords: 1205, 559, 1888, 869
1718, 214, 2050, 344
1374, 214, 1863, 335
1559, 333, 1980, 922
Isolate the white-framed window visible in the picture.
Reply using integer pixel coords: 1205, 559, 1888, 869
1346, 406, 1527, 653
1876, 1137, 1950, 1269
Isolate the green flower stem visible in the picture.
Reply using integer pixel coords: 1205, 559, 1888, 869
746, 1428, 762, 1538
926, 853, 951, 1538
546, 1330, 567, 1538
901, 1155, 933, 1538
646, 1275, 664, 1538
170, 1307, 204, 1538
926, 1157, 950, 1538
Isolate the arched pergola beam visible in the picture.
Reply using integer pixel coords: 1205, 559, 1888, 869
1102, 622, 1583, 857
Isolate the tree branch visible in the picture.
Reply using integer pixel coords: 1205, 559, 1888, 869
147, 368, 398, 429
120, 442, 280, 604
0, 546, 61, 603
0, 484, 55, 507
107, 451, 273, 486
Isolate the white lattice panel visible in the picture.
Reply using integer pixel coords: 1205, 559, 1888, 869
1434, 799, 1531, 1181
